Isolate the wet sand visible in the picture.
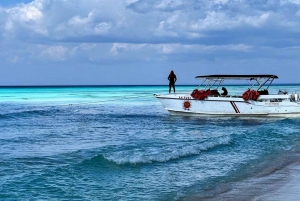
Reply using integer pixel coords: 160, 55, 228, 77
188, 155, 300, 201
254, 161, 300, 201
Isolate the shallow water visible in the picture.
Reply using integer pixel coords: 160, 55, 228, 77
1, 85, 300, 200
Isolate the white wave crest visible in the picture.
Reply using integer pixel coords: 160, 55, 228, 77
103, 136, 231, 165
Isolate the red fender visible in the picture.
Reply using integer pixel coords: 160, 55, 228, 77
242, 90, 260, 101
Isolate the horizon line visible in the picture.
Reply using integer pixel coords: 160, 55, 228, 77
1, 83, 300, 87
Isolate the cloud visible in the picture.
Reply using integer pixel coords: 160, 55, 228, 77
41, 45, 68, 61
1, 4, 47, 44
67, 11, 112, 37
1, 0, 300, 84
1, 0, 300, 45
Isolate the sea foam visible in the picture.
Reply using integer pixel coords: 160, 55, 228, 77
102, 136, 232, 165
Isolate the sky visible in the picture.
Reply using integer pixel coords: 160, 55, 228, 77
1, 0, 300, 85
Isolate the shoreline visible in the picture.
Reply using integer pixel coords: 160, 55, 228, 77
187, 153, 300, 201
254, 161, 300, 201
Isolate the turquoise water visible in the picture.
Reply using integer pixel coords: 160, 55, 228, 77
1, 85, 300, 200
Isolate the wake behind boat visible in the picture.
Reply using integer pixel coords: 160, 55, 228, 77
155, 74, 300, 117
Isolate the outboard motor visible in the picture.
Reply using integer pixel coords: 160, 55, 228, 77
295, 93, 299, 102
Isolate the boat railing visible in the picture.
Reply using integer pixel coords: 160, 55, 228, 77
258, 94, 290, 99
207, 95, 243, 98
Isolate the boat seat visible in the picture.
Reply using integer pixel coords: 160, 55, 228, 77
258, 89, 269, 95
278, 90, 287, 95
210, 89, 220, 96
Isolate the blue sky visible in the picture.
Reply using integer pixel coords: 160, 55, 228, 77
0, 0, 32, 6
1, 0, 300, 85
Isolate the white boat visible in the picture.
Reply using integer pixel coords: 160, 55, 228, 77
155, 74, 300, 117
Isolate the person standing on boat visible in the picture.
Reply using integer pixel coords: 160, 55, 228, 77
168, 70, 177, 93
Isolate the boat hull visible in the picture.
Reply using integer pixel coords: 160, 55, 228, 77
155, 93, 300, 117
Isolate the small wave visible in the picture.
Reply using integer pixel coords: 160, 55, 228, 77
94, 113, 163, 120
0, 107, 67, 118
101, 136, 232, 165
80, 154, 121, 169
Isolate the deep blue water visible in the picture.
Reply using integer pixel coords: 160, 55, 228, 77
1, 85, 300, 200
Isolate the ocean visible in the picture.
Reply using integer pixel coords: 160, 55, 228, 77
1, 85, 300, 200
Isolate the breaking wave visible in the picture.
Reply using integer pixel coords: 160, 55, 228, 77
100, 136, 232, 165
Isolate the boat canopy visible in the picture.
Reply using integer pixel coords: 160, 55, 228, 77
195, 74, 278, 91
195, 74, 278, 79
